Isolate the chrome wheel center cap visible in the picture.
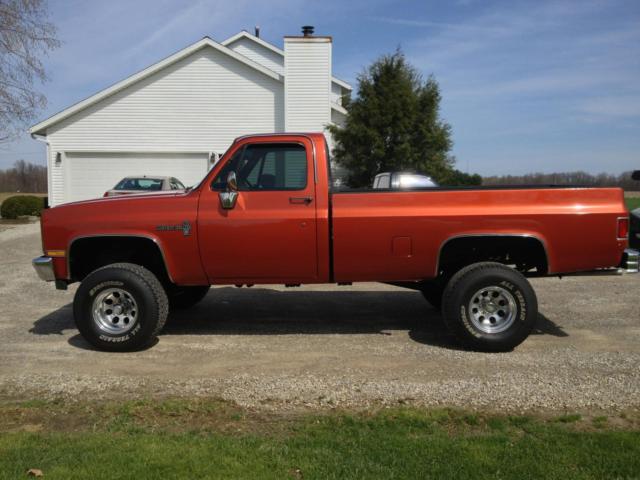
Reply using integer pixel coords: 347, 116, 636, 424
484, 302, 497, 313
468, 286, 517, 334
91, 288, 139, 335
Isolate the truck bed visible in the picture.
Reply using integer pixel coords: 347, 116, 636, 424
330, 186, 628, 282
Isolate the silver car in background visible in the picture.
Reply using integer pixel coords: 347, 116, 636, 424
373, 172, 438, 189
103, 176, 186, 197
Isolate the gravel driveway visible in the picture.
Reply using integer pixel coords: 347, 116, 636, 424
1, 222, 639, 412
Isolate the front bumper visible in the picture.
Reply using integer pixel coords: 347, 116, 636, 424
32, 256, 55, 282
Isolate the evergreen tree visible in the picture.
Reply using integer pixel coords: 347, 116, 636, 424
329, 49, 462, 187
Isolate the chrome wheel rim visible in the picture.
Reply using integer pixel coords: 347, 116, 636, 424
92, 288, 138, 335
468, 286, 517, 334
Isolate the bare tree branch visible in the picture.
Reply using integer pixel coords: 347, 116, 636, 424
0, 0, 60, 143
0, 159, 47, 192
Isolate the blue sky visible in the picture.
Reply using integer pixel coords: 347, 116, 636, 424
1, 0, 639, 175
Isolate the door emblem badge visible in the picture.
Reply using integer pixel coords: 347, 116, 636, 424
156, 220, 191, 236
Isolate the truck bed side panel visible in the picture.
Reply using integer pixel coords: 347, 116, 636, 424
331, 187, 628, 282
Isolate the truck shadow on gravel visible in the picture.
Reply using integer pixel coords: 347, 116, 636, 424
30, 287, 567, 351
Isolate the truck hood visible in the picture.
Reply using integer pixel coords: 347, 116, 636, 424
51, 189, 190, 209
40, 188, 201, 253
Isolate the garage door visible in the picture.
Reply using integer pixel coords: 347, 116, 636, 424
65, 152, 209, 203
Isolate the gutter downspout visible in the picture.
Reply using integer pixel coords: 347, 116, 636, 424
31, 133, 52, 205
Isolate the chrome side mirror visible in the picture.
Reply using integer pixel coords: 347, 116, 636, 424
219, 171, 239, 209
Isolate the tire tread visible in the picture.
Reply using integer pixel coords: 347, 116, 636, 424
75, 262, 168, 350
442, 262, 537, 351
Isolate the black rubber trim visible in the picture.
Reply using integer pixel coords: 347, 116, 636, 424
330, 184, 595, 193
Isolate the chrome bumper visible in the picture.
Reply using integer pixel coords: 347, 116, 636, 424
558, 248, 638, 277
32, 256, 55, 282
622, 248, 639, 273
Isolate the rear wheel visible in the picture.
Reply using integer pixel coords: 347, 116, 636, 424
441, 262, 537, 352
166, 285, 210, 310
73, 262, 168, 352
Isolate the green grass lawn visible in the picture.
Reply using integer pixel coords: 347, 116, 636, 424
0, 400, 638, 479
626, 196, 640, 211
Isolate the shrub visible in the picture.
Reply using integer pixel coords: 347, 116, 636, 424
0, 195, 46, 219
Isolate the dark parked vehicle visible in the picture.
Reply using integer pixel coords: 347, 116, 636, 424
104, 176, 186, 197
630, 171, 640, 250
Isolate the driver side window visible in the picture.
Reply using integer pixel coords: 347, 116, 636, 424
211, 143, 307, 191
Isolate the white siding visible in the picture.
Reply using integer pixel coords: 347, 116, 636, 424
327, 108, 347, 152
46, 46, 284, 205
284, 37, 332, 132
331, 82, 344, 106
226, 37, 284, 75
331, 108, 346, 128
226, 35, 347, 102
48, 148, 64, 204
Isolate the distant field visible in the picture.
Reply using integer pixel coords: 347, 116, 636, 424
625, 192, 640, 211
626, 197, 640, 211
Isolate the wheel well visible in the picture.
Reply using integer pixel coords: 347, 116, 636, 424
437, 236, 548, 278
68, 236, 171, 284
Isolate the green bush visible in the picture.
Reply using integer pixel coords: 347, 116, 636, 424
0, 195, 46, 219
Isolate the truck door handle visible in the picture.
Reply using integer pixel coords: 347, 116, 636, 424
289, 196, 313, 205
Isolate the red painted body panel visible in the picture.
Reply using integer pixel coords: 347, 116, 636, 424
39, 133, 629, 286
331, 187, 627, 281
197, 136, 322, 284
41, 191, 208, 285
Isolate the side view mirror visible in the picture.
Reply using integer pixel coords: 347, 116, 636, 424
632, 170, 640, 181
219, 171, 239, 209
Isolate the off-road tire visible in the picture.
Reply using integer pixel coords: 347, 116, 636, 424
73, 262, 168, 352
167, 285, 210, 310
442, 262, 537, 352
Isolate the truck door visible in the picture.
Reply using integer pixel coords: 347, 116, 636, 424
197, 139, 318, 282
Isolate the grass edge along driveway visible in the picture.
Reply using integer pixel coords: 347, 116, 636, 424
0, 399, 639, 479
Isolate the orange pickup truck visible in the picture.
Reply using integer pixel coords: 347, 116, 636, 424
33, 133, 638, 352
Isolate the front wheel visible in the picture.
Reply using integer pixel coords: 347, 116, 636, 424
73, 262, 168, 352
441, 262, 538, 352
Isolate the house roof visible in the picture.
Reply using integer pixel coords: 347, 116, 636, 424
30, 36, 286, 135
31, 33, 351, 136
221, 30, 352, 91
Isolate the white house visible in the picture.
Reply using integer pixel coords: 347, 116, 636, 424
29, 27, 351, 206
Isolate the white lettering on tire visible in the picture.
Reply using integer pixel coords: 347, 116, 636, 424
90, 281, 124, 297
